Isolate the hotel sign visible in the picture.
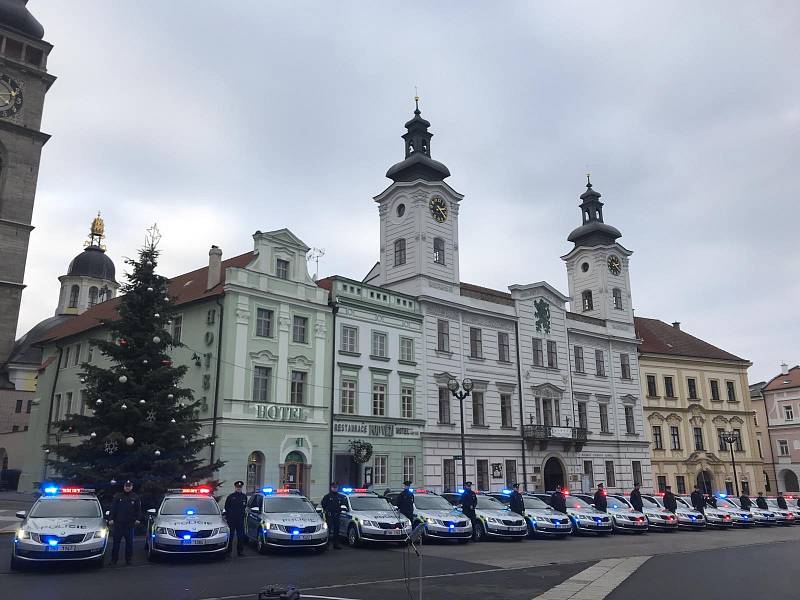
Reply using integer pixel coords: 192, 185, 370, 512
334, 421, 420, 439
254, 404, 307, 422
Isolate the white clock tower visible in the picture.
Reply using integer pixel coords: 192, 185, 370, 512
562, 177, 634, 323
367, 100, 463, 296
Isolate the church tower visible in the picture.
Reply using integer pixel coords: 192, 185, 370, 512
562, 177, 634, 323
368, 99, 463, 294
0, 0, 55, 362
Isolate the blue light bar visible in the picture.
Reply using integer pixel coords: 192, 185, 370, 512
457, 488, 465, 494
717, 493, 727, 498
341, 487, 353, 493
48, 539, 58, 546
183, 534, 191, 540
43, 486, 59, 495
262, 487, 274, 494
501, 489, 512, 495
186, 509, 195, 516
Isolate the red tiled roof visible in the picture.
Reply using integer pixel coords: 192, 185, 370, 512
634, 317, 746, 362
763, 366, 800, 392
38, 252, 255, 344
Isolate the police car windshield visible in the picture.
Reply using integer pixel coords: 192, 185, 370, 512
565, 497, 593, 510
523, 496, 550, 510
675, 497, 691, 508
641, 496, 662, 508
263, 496, 315, 513
349, 496, 394, 511
160, 497, 220, 515
413, 495, 453, 510
608, 496, 632, 509
29, 498, 101, 518
476, 496, 505, 510
715, 498, 738, 509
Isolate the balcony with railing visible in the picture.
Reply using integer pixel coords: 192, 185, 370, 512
522, 423, 588, 452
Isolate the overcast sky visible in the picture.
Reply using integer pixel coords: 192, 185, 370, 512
17, 1, 799, 383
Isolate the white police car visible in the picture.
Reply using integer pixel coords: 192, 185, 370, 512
145, 487, 229, 561
244, 487, 328, 553
533, 493, 612, 535
11, 486, 107, 570
441, 491, 528, 541
597, 494, 649, 533
728, 497, 776, 526
488, 491, 572, 538
385, 489, 472, 542
337, 488, 412, 547
676, 496, 732, 529
765, 498, 797, 525
640, 494, 706, 530
637, 495, 679, 531
712, 496, 755, 527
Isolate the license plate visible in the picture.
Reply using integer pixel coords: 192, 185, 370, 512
385, 530, 401, 535
47, 545, 77, 552
182, 539, 206, 545
292, 534, 312, 540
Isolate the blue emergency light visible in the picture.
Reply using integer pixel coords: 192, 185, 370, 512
183, 534, 191, 540
292, 529, 300, 535
262, 487, 274, 494
43, 485, 59, 495
457, 489, 465, 494
341, 487, 354, 493
48, 539, 58, 547
186, 509, 196, 516
501, 489, 512, 495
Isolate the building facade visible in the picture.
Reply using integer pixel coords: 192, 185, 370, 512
749, 381, 776, 493
759, 364, 800, 493
636, 317, 763, 496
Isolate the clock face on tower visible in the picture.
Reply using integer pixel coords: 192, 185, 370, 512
429, 196, 448, 223
0, 74, 23, 118
607, 255, 621, 275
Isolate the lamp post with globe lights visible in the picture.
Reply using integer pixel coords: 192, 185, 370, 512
721, 431, 741, 497
448, 377, 474, 487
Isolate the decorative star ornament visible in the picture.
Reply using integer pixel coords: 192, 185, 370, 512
104, 440, 118, 455
146, 410, 157, 422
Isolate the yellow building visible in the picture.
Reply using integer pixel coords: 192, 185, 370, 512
635, 318, 763, 496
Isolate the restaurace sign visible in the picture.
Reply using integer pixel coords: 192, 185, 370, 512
334, 421, 420, 438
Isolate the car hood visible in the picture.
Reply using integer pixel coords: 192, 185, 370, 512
24, 516, 104, 534
566, 508, 607, 518
353, 510, 407, 521
156, 515, 225, 530
259, 512, 323, 525
526, 508, 567, 518
477, 509, 521, 520
610, 508, 646, 518
675, 508, 703, 517
416, 509, 463, 520
749, 508, 775, 517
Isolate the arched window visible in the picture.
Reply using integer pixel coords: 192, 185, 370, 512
68, 285, 80, 308
394, 238, 406, 266
246, 451, 265, 493
612, 288, 623, 310
433, 237, 445, 265
88, 286, 99, 308
581, 290, 593, 312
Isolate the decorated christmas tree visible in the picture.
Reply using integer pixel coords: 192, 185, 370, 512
47, 226, 223, 506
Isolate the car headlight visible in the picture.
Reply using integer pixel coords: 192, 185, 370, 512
262, 521, 280, 531
486, 517, 499, 524
535, 515, 550, 523
322, 521, 328, 530
425, 517, 437, 525
402, 519, 411, 527
360, 519, 375, 527
154, 527, 175, 536
93, 528, 108, 539
16, 528, 29, 540
217, 526, 230, 534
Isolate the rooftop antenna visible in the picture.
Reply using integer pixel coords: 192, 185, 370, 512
307, 247, 325, 281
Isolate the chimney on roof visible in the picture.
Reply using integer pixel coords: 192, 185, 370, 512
782, 363, 789, 375
672, 322, 681, 330
207, 245, 222, 290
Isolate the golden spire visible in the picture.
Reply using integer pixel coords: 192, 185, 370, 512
86, 211, 106, 249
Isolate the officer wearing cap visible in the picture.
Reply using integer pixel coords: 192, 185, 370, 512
509, 483, 525, 517
396, 481, 415, 522
321, 482, 345, 549
460, 482, 478, 534
224, 480, 248, 556
109, 480, 141, 565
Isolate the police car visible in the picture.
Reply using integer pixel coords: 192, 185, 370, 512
487, 491, 572, 538
587, 494, 649, 533
385, 489, 472, 542
439, 491, 529, 541
711, 495, 755, 527
726, 496, 776, 526
244, 487, 328, 553
676, 496, 732, 529
336, 488, 412, 547
145, 487, 229, 561
532, 493, 612, 535
639, 494, 705, 530
636, 495, 679, 531
765, 498, 797, 525
11, 486, 108, 570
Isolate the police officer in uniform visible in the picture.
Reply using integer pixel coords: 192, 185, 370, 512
755, 492, 768, 510
630, 482, 644, 513
321, 482, 344, 549
740, 492, 753, 512
108, 480, 141, 565
777, 491, 789, 510
509, 483, 525, 516
396, 481, 415, 522
550, 485, 567, 514
460, 482, 478, 535
663, 486, 678, 513
224, 480, 248, 556
690, 486, 705, 514
593, 483, 608, 513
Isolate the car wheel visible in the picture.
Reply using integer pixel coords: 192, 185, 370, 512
474, 521, 486, 541
256, 531, 269, 555
347, 525, 360, 548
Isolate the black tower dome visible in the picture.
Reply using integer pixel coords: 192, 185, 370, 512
67, 246, 116, 280
386, 98, 451, 183
0, 0, 44, 39
567, 176, 622, 248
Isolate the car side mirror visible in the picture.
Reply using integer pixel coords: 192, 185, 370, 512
105, 510, 110, 518
316, 507, 323, 515
147, 508, 156, 515
250, 506, 260, 513
15, 510, 26, 519
221, 509, 226, 516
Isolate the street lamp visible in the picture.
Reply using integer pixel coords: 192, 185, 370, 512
720, 431, 741, 496
448, 377, 474, 487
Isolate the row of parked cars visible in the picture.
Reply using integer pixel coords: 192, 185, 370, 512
10, 485, 798, 570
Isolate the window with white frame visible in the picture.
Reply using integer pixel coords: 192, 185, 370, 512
73, 344, 81, 366
371, 331, 387, 358
437, 320, 450, 352
401, 386, 414, 419
605, 461, 616, 487
574, 346, 585, 373
625, 405, 635, 434
500, 394, 513, 428
292, 316, 307, 343
595, 349, 605, 376
433, 237, 445, 265
62, 346, 70, 369
341, 325, 358, 353
172, 315, 183, 343
372, 382, 386, 416
340, 379, 356, 414
533, 338, 543, 366
785, 405, 794, 421
276, 258, 290, 280
582, 290, 593, 311
547, 341, 558, 368
400, 337, 414, 362
403, 456, 416, 483
612, 288, 623, 309
253, 366, 271, 401
87, 345, 94, 363
438, 388, 451, 423
373, 455, 388, 486
778, 440, 790, 456
599, 403, 609, 433
256, 308, 274, 337
620, 354, 631, 379
472, 391, 485, 426
498, 332, 510, 362
290, 371, 306, 405
65, 392, 73, 417
394, 239, 406, 266
469, 327, 483, 359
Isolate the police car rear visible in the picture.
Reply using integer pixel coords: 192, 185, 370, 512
712, 496, 754, 527
244, 487, 327, 553
338, 488, 412, 547
488, 491, 571, 538
385, 489, 472, 542
638, 495, 679, 531
145, 487, 229, 561
533, 493, 612, 535
765, 498, 797, 525
11, 486, 107, 570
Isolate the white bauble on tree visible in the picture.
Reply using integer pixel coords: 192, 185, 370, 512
125, 437, 134, 446
153, 313, 160, 318
153, 336, 161, 344
90, 432, 97, 438
170, 418, 176, 424
167, 393, 174, 400
147, 287, 154, 292
95, 399, 103, 405
181, 474, 187, 481
118, 375, 128, 383
121, 403, 128, 410
139, 399, 146, 405
154, 450, 161, 457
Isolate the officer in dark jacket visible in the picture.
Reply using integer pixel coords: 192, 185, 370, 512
396, 481, 415, 522
690, 486, 705, 514
705, 494, 717, 509
755, 492, 768, 510
663, 486, 678, 513
460, 482, 478, 533
224, 480, 248, 556
320, 482, 345, 549
777, 491, 789, 510
550, 486, 567, 514
593, 483, 608, 513
508, 483, 525, 516
740, 493, 753, 511
630, 482, 644, 512
108, 480, 141, 565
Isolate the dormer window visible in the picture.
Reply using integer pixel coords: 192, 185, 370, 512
582, 290, 593, 312
88, 286, 99, 308
612, 288, 623, 310
433, 238, 445, 265
68, 285, 79, 308
394, 239, 406, 266
276, 259, 290, 280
